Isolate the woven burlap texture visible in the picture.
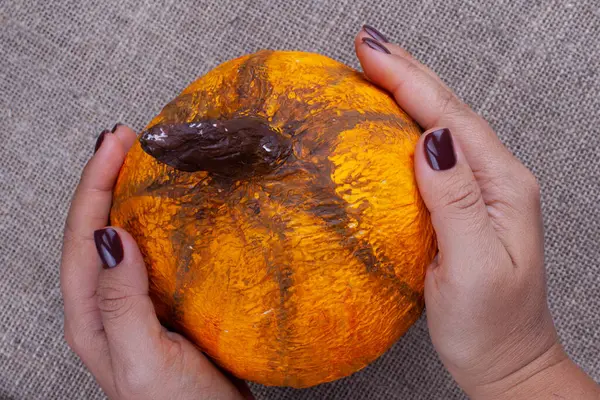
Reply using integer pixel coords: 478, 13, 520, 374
1, 0, 599, 399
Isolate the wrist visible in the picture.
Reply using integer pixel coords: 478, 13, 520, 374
469, 342, 599, 400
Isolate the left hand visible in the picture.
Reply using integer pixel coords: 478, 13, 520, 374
60, 124, 253, 399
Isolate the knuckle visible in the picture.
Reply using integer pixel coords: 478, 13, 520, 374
96, 284, 136, 321
404, 58, 423, 78
442, 177, 483, 212
434, 90, 469, 124
391, 60, 428, 98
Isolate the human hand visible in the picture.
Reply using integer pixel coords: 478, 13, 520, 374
60, 125, 253, 399
356, 26, 600, 399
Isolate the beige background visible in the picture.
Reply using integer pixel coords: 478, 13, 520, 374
1, 0, 599, 399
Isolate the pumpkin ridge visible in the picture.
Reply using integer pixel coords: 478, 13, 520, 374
258, 209, 295, 381
160, 92, 199, 124
250, 150, 424, 365
283, 108, 413, 163
167, 203, 209, 330
267, 157, 424, 307
235, 50, 275, 117
160, 176, 231, 338
351, 242, 424, 305
259, 102, 424, 305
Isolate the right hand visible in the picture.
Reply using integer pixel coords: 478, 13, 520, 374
356, 26, 600, 399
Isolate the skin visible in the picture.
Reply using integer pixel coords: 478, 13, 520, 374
60, 28, 600, 399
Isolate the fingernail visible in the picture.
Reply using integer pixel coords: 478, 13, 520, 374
362, 37, 391, 54
111, 122, 123, 133
424, 128, 456, 171
94, 228, 124, 269
94, 130, 110, 153
363, 24, 389, 43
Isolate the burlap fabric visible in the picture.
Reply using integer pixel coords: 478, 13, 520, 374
1, 0, 599, 398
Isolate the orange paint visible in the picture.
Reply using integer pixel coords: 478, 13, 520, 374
111, 50, 437, 387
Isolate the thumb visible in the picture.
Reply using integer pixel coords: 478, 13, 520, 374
93, 226, 164, 367
415, 128, 500, 267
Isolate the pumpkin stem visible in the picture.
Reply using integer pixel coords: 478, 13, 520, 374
139, 117, 292, 177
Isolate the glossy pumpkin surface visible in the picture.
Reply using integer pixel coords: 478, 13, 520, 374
110, 50, 437, 388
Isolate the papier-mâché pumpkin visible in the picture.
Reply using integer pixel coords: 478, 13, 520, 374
110, 50, 437, 388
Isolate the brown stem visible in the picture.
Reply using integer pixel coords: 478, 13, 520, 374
140, 117, 292, 178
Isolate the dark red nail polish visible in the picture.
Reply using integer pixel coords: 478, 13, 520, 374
94, 228, 124, 269
111, 123, 123, 133
363, 24, 389, 43
362, 37, 391, 54
94, 130, 110, 153
424, 128, 456, 171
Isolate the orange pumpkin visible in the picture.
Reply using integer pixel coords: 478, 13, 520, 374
110, 50, 437, 388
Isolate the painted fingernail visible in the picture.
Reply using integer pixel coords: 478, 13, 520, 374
363, 24, 389, 43
111, 122, 123, 133
94, 129, 110, 153
424, 128, 456, 171
94, 228, 124, 269
362, 37, 391, 54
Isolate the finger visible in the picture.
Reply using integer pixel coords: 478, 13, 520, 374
354, 32, 517, 179
358, 25, 451, 90
94, 227, 165, 370
355, 30, 461, 129
111, 122, 138, 151
62, 133, 126, 333
61, 131, 129, 390
414, 127, 507, 271
62, 132, 125, 334
62, 125, 138, 308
